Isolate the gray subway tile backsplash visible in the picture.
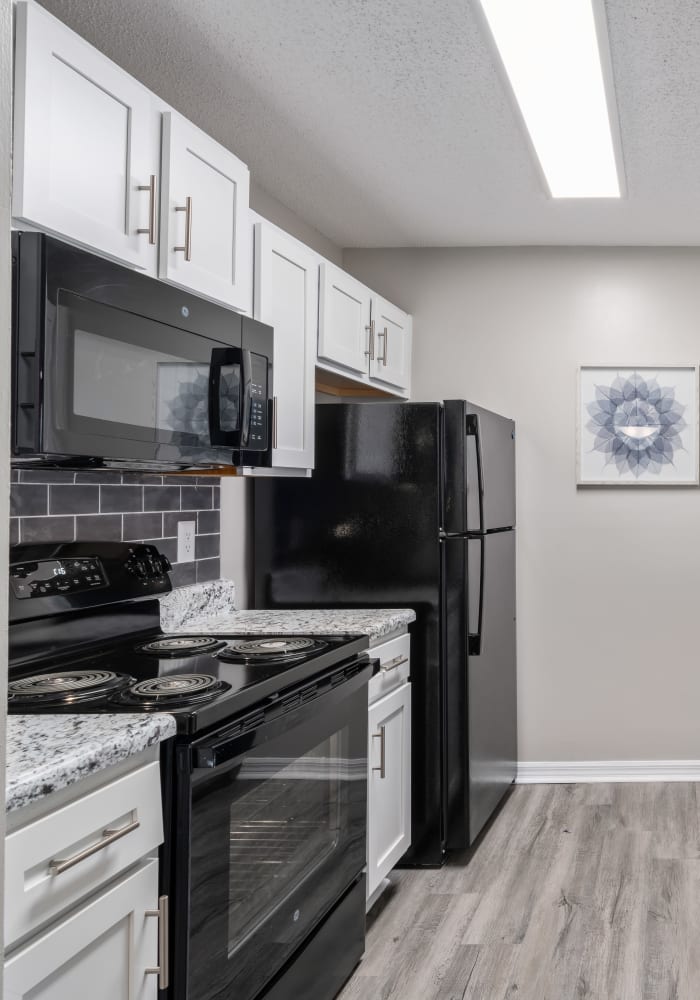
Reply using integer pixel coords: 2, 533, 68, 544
181, 486, 213, 510
11, 483, 48, 517
197, 509, 220, 534
100, 484, 144, 513
20, 515, 75, 543
144, 486, 181, 512
10, 470, 221, 584
123, 512, 164, 541
196, 558, 220, 583
75, 514, 123, 541
49, 484, 100, 515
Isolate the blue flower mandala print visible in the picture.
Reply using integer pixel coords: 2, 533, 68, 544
586, 372, 687, 477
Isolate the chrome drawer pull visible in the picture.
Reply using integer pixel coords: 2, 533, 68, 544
136, 174, 157, 244
372, 726, 386, 779
381, 654, 408, 673
48, 817, 141, 876
377, 326, 389, 366
146, 895, 170, 990
174, 196, 193, 260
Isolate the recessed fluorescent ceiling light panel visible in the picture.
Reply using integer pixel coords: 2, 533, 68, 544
478, 0, 621, 198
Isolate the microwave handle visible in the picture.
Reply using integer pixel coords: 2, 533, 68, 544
240, 349, 252, 449
208, 347, 242, 447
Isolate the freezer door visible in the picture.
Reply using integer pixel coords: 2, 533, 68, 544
466, 402, 516, 532
443, 530, 517, 850
465, 529, 517, 844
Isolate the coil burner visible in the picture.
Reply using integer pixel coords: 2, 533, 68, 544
9, 669, 134, 707
116, 673, 230, 709
218, 636, 328, 665
138, 636, 227, 657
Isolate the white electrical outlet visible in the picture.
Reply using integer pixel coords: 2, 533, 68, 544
177, 520, 196, 563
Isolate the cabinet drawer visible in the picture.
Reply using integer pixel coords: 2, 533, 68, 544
5, 762, 163, 950
4, 859, 159, 1000
369, 632, 410, 703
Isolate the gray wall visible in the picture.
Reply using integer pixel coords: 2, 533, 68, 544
344, 246, 700, 763
250, 182, 343, 266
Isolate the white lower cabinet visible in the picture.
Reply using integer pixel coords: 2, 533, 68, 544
366, 635, 412, 907
4, 860, 160, 1000
4, 755, 166, 1000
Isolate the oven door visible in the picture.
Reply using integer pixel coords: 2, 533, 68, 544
172, 662, 370, 1000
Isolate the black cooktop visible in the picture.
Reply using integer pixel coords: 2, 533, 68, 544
7, 631, 369, 735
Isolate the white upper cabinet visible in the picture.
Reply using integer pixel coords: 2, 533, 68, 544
370, 296, 412, 394
13, 1, 159, 273
160, 112, 251, 311
254, 220, 317, 471
318, 262, 372, 375
13, 2, 252, 311
318, 261, 412, 397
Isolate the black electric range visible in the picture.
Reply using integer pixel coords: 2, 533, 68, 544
8, 541, 371, 1000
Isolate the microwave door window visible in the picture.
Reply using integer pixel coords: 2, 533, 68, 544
49, 291, 240, 463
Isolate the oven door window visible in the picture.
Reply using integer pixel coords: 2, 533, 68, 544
186, 683, 367, 1000
45, 290, 242, 463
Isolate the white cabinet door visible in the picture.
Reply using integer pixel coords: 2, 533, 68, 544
370, 296, 412, 394
318, 262, 372, 375
367, 681, 412, 901
13, 1, 159, 273
254, 221, 318, 470
4, 861, 160, 1000
160, 112, 251, 311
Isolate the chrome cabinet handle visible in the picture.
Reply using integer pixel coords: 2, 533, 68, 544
146, 894, 170, 990
377, 326, 389, 367
381, 654, 408, 673
372, 725, 386, 779
272, 395, 278, 450
174, 196, 193, 260
365, 319, 376, 361
136, 175, 157, 245
48, 817, 141, 876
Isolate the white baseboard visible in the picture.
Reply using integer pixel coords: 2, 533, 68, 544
517, 760, 700, 784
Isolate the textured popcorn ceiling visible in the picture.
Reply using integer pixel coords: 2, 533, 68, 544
38, 0, 700, 246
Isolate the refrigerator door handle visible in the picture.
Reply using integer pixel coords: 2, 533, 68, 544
466, 413, 485, 534
468, 535, 484, 656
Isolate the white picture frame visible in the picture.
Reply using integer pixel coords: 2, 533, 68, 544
577, 364, 700, 486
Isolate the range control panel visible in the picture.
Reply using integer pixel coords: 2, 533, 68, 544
10, 556, 108, 600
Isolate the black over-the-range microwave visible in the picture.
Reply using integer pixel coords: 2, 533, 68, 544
11, 232, 273, 471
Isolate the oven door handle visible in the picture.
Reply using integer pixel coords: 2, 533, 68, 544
191, 660, 373, 770
208, 347, 243, 448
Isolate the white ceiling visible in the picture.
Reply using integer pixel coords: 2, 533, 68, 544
39, 0, 700, 247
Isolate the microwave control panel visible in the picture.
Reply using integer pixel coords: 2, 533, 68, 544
10, 557, 108, 599
248, 352, 269, 451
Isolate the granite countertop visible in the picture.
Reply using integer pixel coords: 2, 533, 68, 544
169, 607, 416, 644
6, 714, 177, 813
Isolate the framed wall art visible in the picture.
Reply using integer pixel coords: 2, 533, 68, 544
577, 365, 699, 486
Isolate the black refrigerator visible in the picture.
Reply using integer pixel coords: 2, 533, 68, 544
253, 400, 517, 866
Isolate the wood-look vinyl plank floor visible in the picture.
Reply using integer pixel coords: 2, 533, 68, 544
339, 783, 700, 1000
